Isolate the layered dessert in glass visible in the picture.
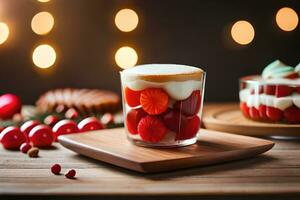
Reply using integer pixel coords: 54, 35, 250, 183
120, 64, 205, 147
239, 60, 300, 124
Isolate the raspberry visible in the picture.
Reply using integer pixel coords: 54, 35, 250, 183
65, 169, 76, 179
51, 164, 61, 175
240, 102, 250, 118
140, 88, 169, 115
275, 85, 293, 97
137, 116, 167, 143
174, 90, 201, 116
266, 106, 283, 122
126, 108, 147, 135
249, 107, 260, 120
124, 87, 141, 107
20, 142, 32, 153
283, 106, 300, 124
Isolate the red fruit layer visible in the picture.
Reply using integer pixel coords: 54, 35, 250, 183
174, 90, 201, 116
258, 105, 268, 120
249, 107, 259, 120
137, 115, 167, 143
163, 110, 200, 141
240, 102, 250, 118
275, 85, 293, 97
266, 106, 283, 122
140, 88, 169, 115
283, 106, 300, 124
264, 85, 276, 95
125, 87, 141, 107
126, 108, 147, 135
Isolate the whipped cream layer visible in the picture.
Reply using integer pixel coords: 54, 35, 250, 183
239, 88, 300, 110
121, 64, 204, 100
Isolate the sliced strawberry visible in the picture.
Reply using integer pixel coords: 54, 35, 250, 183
258, 105, 268, 120
176, 115, 200, 141
285, 72, 299, 79
283, 106, 300, 124
137, 115, 167, 143
240, 102, 250, 118
250, 86, 263, 95
126, 108, 147, 135
162, 110, 200, 141
264, 85, 276, 95
249, 107, 260, 120
125, 87, 141, 107
140, 88, 169, 115
266, 106, 283, 122
174, 90, 201, 116
275, 85, 293, 97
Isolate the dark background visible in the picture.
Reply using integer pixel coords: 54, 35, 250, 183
0, 0, 299, 104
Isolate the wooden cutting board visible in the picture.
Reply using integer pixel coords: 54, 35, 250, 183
58, 128, 274, 173
203, 104, 300, 137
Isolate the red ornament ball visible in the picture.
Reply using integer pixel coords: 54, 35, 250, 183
0, 94, 22, 120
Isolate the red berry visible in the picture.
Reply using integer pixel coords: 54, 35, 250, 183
264, 85, 276, 95
51, 164, 61, 175
0, 94, 22, 120
175, 115, 200, 140
101, 113, 114, 125
137, 116, 167, 143
65, 169, 76, 179
0, 126, 26, 149
65, 108, 79, 119
29, 125, 54, 148
266, 106, 283, 122
52, 120, 79, 141
20, 120, 40, 141
250, 86, 264, 95
126, 108, 147, 135
249, 107, 260, 120
125, 87, 141, 107
78, 117, 104, 132
275, 85, 293, 97
140, 88, 169, 115
44, 115, 59, 127
240, 102, 250, 117
284, 106, 300, 124
20, 142, 32, 153
174, 90, 201, 116
163, 110, 187, 133
258, 105, 268, 120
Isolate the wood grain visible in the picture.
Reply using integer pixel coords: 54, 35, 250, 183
58, 128, 274, 173
0, 104, 300, 198
202, 103, 300, 136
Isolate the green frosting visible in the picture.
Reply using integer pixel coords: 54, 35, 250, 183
295, 63, 300, 74
262, 60, 294, 79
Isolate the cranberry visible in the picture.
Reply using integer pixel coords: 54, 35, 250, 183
78, 117, 104, 132
101, 113, 114, 125
20, 120, 40, 141
0, 126, 26, 149
65, 108, 79, 119
44, 115, 59, 127
52, 119, 79, 141
20, 142, 32, 153
65, 169, 76, 179
51, 164, 61, 175
29, 125, 54, 147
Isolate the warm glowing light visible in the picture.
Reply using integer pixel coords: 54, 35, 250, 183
115, 9, 139, 32
115, 46, 138, 69
231, 20, 255, 45
31, 12, 54, 35
276, 7, 298, 31
0, 22, 9, 45
37, 0, 51, 2
32, 44, 56, 69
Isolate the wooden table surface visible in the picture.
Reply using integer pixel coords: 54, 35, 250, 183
1, 103, 300, 199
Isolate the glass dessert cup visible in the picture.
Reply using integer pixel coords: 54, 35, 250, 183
239, 75, 300, 124
120, 64, 206, 148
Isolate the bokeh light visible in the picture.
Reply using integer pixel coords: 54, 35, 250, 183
276, 7, 298, 31
115, 46, 138, 69
32, 44, 56, 69
0, 22, 9, 45
115, 9, 139, 32
231, 20, 255, 45
37, 0, 51, 2
31, 12, 54, 35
